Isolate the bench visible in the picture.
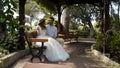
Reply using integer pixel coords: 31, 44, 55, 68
68, 32, 79, 42
24, 31, 48, 62
57, 32, 79, 42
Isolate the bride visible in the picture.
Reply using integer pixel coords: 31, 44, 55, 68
33, 19, 70, 62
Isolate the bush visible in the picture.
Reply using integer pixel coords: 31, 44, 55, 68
0, 32, 19, 53
94, 30, 120, 63
78, 30, 89, 38
107, 30, 120, 62
94, 33, 104, 52
0, 0, 19, 55
69, 29, 89, 38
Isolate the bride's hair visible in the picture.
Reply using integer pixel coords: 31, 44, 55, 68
38, 19, 46, 30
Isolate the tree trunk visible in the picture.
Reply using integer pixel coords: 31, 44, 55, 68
0, 0, 2, 16
57, 4, 61, 33
104, 0, 110, 33
103, 0, 110, 53
0, 0, 2, 37
61, 6, 70, 33
88, 21, 95, 38
18, 0, 26, 50
100, 4, 104, 33
86, 15, 95, 38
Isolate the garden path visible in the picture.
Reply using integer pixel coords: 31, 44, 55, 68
11, 40, 107, 68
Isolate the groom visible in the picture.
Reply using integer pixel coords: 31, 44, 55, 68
46, 17, 64, 46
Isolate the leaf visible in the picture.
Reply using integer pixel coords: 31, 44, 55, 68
11, 0, 17, 9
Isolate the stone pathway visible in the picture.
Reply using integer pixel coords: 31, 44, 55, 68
11, 41, 107, 68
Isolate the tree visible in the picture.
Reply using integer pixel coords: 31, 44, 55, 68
111, 0, 120, 23
111, 0, 120, 30
69, 4, 101, 38
34, 0, 57, 15
25, 0, 40, 26
61, 5, 70, 33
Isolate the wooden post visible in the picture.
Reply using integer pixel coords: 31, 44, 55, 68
103, 0, 110, 53
57, 4, 61, 33
100, 2, 104, 33
104, 0, 110, 33
0, 0, 2, 16
18, 0, 26, 50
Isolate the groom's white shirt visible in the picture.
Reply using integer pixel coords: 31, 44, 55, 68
46, 24, 57, 37
46, 24, 64, 46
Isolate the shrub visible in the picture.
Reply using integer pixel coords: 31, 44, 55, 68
94, 30, 120, 63
78, 30, 89, 38
107, 30, 120, 62
0, 32, 19, 53
94, 33, 104, 52
0, 0, 19, 55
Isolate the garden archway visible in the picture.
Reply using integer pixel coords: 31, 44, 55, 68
19, 0, 110, 51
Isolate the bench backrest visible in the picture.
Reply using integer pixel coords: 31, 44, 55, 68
24, 31, 36, 54
24, 30, 48, 50
24, 31, 48, 62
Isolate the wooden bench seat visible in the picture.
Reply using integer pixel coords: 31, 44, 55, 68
28, 38, 48, 42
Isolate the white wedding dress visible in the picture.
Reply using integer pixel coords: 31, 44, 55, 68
35, 26, 70, 62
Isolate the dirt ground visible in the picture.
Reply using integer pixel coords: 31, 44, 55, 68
11, 41, 107, 68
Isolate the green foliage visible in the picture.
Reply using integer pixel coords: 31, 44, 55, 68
69, 22, 78, 29
94, 33, 104, 52
69, 29, 89, 38
78, 30, 89, 38
25, 1, 39, 15
93, 21, 102, 33
69, 22, 90, 38
34, 0, 57, 14
0, 0, 18, 32
78, 25, 90, 38
106, 6, 120, 62
111, 0, 120, 3
0, 47, 9, 57
0, 0, 19, 54
25, 25, 32, 31
69, 4, 100, 26
69, 4, 99, 37
25, 2, 32, 15
0, 32, 19, 53
110, 13, 120, 31
107, 30, 120, 61
94, 30, 120, 61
